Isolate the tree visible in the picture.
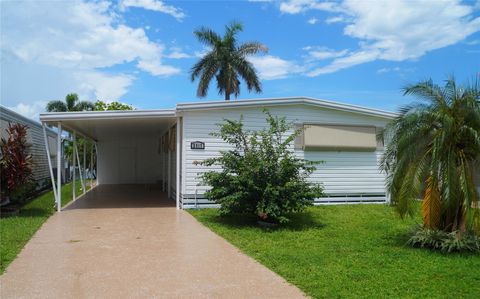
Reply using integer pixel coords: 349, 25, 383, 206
46, 93, 94, 183
191, 21, 268, 101
46, 93, 95, 112
0, 123, 33, 204
201, 110, 323, 224
381, 76, 480, 235
94, 100, 134, 111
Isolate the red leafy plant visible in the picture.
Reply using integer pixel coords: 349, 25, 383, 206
1, 123, 33, 202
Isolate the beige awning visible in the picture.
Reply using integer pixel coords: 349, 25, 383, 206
303, 124, 377, 151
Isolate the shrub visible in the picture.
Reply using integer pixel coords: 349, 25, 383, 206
407, 227, 480, 253
0, 123, 33, 203
201, 110, 323, 224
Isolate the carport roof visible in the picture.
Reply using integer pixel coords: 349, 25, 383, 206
40, 109, 177, 141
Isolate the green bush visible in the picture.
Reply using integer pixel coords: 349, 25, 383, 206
407, 227, 480, 253
201, 110, 323, 224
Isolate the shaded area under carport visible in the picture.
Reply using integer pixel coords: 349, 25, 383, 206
64, 184, 174, 210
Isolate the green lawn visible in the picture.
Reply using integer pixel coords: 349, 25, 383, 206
0, 180, 91, 273
190, 205, 480, 298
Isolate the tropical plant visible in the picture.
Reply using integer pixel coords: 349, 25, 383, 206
407, 226, 480, 253
191, 21, 268, 100
94, 100, 134, 111
201, 110, 323, 224
381, 76, 480, 236
46, 93, 95, 112
0, 123, 33, 203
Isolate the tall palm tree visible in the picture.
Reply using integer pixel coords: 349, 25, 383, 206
381, 76, 480, 234
46, 93, 95, 112
191, 21, 268, 100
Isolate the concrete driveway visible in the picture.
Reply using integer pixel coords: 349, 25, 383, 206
0, 185, 304, 298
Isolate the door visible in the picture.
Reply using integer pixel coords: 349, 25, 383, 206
119, 147, 136, 183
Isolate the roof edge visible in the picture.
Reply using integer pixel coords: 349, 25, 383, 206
176, 96, 398, 119
40, 109, 177, 122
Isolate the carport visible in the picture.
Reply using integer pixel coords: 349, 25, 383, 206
40, 109, 182, 210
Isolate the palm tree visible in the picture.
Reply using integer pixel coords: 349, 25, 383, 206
381, 76, 480, 234
46, 93, 94, 184
191, 21, 268, 100
46, 93, 95, 112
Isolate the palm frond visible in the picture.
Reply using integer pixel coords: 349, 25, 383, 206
237, 42, 268, 56
65, 93, 78, 110
194, 27, 221, 47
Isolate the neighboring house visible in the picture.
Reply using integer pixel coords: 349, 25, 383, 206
40, 97, 398, 209
1, 105, 59, 189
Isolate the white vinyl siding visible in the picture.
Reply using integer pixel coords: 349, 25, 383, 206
1, 107, 57, 187
181, 104, 390, 206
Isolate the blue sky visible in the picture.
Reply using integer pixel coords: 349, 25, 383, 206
1, 0, 480, 119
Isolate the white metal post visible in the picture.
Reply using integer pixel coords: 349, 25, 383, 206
176, 118, 181, 209
162, 135, 166, 192
94, 143, 98, 186
73, 132, 76, 201
83, 142, 86, 194
74, 142, 85, 191
90, 142, 93, 189
42, 123, 57, 203
167, 131, 171, 199
56, 122, 62, 212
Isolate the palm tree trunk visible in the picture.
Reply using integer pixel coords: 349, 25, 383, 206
225, 92, 230, 101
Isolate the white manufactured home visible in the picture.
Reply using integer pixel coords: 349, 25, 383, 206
39, 97, 397, 210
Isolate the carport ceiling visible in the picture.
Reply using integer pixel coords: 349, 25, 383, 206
40, 110, 176, 140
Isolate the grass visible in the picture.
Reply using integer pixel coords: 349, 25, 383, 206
190, 205, 480, 298
0, 180, 92, 273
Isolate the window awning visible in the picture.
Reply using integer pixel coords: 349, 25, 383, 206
303, 124, 378, 151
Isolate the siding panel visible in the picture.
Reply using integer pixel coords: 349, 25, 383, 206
182, 104, 390, 204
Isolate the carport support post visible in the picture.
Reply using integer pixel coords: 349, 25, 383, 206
42, 123, 57, 204
176, 118, 181, 209
73, 132, 76, 202
168, 132, 171, 199
83, 142, 86, 194
56, 122, 62, 212
90, 143, 93, 189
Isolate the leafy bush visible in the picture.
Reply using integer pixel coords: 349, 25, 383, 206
407, 227, 480, 253
9, 181, 37, 204
201, 110, 323, 224
0, 123, 33, 203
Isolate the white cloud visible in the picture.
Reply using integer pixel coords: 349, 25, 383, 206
307, 48, 380, 76
7, 101, 47, 120
121, 0, 185, 21
377, 67, 401, 74
75, 72, 135, 101
289, 0, 480, 75
249, 55, 303, 80
325, 16, 345, 24
307, 17, 318, 25
166, 47, 192, 59
1, 0, 181, 116
280, 0, 343, 14
304, 47, 349, 60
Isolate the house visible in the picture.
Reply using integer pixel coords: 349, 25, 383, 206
39, 97, 397, 210
1, 105, 59, 190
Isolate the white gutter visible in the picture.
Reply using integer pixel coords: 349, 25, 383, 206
40, 109, 176, 122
